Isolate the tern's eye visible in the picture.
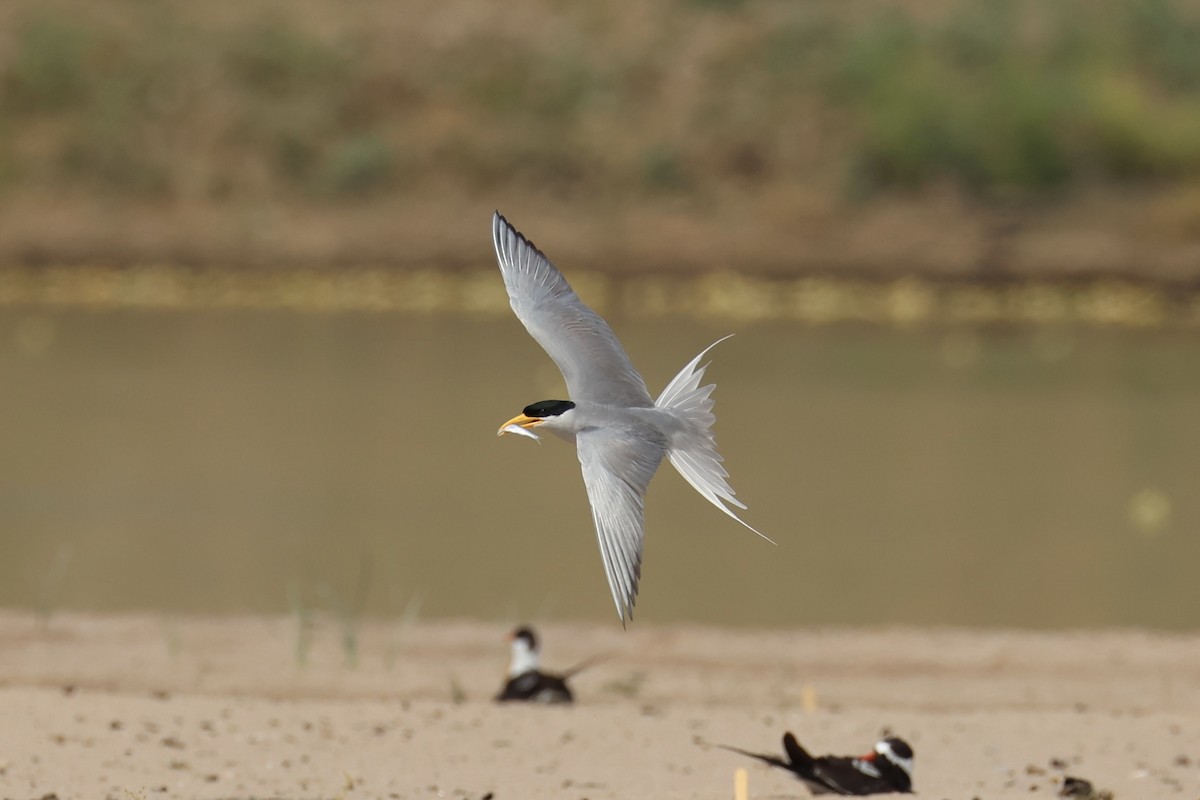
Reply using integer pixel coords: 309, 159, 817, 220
523, 400, 575, 418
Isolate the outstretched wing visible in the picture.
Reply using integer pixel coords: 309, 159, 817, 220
492, 212, 652, 408
576, 427, 667, 625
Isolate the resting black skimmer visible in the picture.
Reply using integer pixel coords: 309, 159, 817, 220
494, 626, 575, 704
1059, 776, 1113, 799
718, 732, 914, 795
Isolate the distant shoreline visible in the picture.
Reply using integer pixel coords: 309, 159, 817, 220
1, 261, 1197, 328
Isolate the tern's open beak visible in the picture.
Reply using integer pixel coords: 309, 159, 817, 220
497, 413, 543, 436
859, 751, 877, 762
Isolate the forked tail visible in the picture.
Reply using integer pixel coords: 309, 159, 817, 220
655, 335, 773, 544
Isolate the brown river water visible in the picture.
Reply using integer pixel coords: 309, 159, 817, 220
1, 306, 1197, 629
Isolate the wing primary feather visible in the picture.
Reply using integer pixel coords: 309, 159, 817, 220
577, 429, 662, 625
593, 521, 632, 626
588, 480, 637, 625
491, 211, 653, 408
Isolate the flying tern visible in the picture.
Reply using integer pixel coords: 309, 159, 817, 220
492, 211, 769, 624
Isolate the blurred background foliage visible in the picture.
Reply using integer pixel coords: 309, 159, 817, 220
0, 0, 1199, 276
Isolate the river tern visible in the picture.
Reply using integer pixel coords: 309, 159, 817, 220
492, 212, 768, 624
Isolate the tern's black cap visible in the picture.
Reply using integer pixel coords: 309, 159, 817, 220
523, 400, 575, 418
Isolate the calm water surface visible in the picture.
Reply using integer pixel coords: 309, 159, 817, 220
1, 309, 1197, 629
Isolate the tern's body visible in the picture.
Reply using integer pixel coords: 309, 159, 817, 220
528, 403, 681, 446
492, 211, 766, 624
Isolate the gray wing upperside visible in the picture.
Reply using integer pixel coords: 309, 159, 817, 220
492, 212, 653, 408
576, 428, 667, 625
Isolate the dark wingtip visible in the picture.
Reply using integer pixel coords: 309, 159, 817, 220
490, 211, 550, 265
493, 210, 520, 241
712, 740, 791, 770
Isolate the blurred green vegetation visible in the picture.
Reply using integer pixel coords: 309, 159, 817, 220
836, 0, 1200, 191
1, 0, 1199, 205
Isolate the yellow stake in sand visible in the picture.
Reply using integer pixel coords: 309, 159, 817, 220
801, 681, 818, 713
734, 767, 748, 800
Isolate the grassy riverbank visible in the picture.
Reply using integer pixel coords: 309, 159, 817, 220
1, 0, 1199, 277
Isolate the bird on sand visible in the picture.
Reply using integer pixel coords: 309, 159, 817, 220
494, 625, 585, 704
716, 732, 914, 795
492, 212, 769, 625
1059, 776, 1114, 800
